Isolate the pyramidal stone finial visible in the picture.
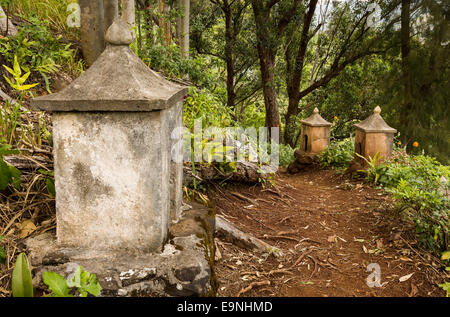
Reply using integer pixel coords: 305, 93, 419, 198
313, 107, 319, 114
105, 18, 133, 46
374, 106, 381, 115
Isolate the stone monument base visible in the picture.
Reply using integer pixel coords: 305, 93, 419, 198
287, 149, 321, 174
26, 202, 216, 297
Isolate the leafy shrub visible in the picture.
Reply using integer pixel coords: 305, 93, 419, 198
143, 44, 220, 90
0, 16, 73, 90
378, 153, 449, 253
43, 266, 102, 297
279, 144, 295, 167
184, 87, 233, 129
355, 152, 389, 185
1, 58, 47, 148
10, 252, 101, 297
320, 137, 355, 169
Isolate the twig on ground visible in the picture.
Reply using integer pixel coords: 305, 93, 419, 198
237, 280, 271, 297
307, 255, 319, 279
262, 235, 299, 243
291, 250, 312, 268
231, 192, 259, 206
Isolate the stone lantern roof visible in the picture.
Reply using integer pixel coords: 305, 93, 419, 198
354, 106, 397, 133
31, 18, 188, 112
300, 108, 331, 127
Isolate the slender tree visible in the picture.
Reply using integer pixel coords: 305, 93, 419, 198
209, 0, 250, 112
400, 0, 412, 144
251, 0, 302, 131
178, 0, 190, 58
80, 0, 105, 66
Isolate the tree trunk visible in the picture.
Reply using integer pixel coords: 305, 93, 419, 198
259, 52, 280, 130
283, 0, 318, 147
251, 2, 280, 132
121, 0, 136, 39
400, 0, 412, 144
179, 0, 190, 58
80, 0, 105, 67
103, 0, 119, 33
223, 2, 236, 112
159, 0, 171, 46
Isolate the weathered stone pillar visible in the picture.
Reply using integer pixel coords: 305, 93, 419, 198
299, 107, 331, 154
31, 19, 187, 253
103, 0, 119, 34
354, 106, 397, 165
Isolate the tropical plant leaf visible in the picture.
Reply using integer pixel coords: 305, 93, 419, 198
11, 253, 34, 297
45, 178, 55, 198
13, 55, 21, 77
16, 83, 39, 91
42, 271, 72, 297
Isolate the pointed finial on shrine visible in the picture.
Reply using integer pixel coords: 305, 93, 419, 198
105, 18, 133, 46
374, 106, 381, 115
313, 107, 319, 114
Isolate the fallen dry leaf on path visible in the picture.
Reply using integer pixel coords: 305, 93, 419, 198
399, 273, 414, 282
17, 219, 36, 238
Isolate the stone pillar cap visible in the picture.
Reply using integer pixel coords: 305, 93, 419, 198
30, 18, 188, 112
300, 107, 332, 127
354, 106, 397, 133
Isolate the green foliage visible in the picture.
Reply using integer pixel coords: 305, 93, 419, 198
3, 55, 38, 91
10, 0, 78, 39
42, 271, 72, 297
0, 143, 21, 190
38, 169, 55, 198
0, 236, 5, 264
11, 253, 33, 297
279, 144, 295, 167
376, 150, 449, 253
144, 44, 219, 89
184, 87, 233, 129
0, 56, 51, 148
355, 152, 388, 185
43, 266, 102, 297
439, 251, 450, 297
0, 16, 73, 81
320, 137, 355, 169
440, 282, 450, 297
67, 266, 102, 297
316, 57, 391, 139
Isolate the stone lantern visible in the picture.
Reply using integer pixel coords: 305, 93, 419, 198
354, 106, 397, 165
30, 19, 187, 253
299, 107, 331, 154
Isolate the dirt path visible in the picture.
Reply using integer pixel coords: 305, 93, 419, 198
209, 169, 444, 297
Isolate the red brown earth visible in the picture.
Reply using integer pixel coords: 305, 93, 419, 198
209, 168, 446, 297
